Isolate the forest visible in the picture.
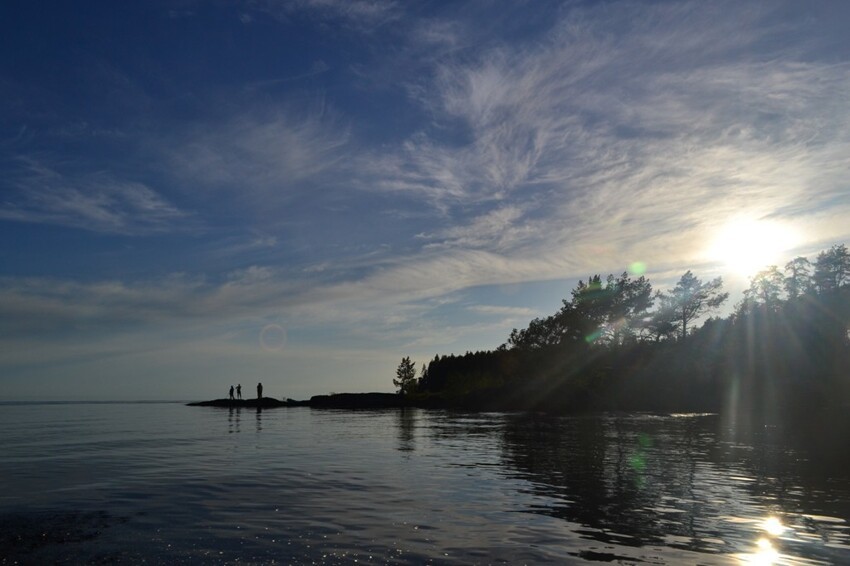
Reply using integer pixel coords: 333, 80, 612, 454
397, 244, 850, 429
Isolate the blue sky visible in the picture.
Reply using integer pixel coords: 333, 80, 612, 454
2, 1, 849, 400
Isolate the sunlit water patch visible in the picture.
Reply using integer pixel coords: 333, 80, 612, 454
0, 403, 848, 563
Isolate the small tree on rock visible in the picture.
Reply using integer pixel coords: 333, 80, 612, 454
394, 356, 418, 395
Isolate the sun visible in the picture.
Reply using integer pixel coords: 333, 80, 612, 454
708, 218, 799, 277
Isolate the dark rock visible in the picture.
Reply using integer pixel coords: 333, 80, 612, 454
186, 397, 297, 408
309, 392, 407, 409
186, 393, 408, 409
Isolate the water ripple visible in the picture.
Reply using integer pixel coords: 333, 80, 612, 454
0, 405, 848, 564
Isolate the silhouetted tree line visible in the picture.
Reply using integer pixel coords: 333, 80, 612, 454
408, 244, 850, 423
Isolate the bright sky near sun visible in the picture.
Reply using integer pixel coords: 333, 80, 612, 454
1, 1, 849, 400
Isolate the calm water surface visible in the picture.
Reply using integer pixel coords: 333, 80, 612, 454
0, 403, 848, 564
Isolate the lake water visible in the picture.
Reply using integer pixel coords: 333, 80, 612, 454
1, 403, 848, 564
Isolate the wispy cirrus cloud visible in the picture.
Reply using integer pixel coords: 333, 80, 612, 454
0, 157, 188, 235
167, 104, 350, 202
245, 0, 400, 31
0, 267, 307, 338
0, 245, 555, 346
466, 304, 538, 318
417, 205, 536, 252
3, 0, 850, 401
357, 1, 850, 273
9, 1, 846, 298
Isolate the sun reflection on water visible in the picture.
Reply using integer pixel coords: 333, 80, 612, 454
737, 516, 787, 565
744, 537, 780, 565
761, 516, 786, 537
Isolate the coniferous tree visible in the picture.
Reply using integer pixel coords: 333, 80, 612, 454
813, 244, 850, 293
415, 243, 849, 415
784, 257, 812, 299
744, 266, 784, 309
665, 271, 728, 339
393, 356, 418, 395
645, 292, 679, 342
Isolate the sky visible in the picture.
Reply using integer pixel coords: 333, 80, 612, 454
2, 1, 849, 401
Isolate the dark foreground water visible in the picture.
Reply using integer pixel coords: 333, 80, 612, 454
1, 403, 848, 564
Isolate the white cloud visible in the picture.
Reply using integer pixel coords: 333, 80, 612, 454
466, 305, 538, 318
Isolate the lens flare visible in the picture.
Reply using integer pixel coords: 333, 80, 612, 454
629, 261, 647, 276
629, 453, 646, 472
260, 324, 287, 351
584, 329, 603, 343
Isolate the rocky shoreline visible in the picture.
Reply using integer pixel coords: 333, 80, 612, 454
187, 392, 409, 409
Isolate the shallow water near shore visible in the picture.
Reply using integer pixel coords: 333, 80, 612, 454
1, 402, 848, 564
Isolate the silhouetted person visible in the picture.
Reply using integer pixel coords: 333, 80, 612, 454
257, 382, 263, 399
236, 384, 242, 399
229, 385, 234, 400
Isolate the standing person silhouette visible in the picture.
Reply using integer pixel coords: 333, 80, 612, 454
236, 384, 242, 399
229, 385, 234, 400
257, 382, 263, 400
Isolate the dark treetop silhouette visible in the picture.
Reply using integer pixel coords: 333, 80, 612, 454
409, 243, 849, 425
191, 243, 849, 428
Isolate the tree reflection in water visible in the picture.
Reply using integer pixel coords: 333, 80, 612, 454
396, 407, 416, 453
497, 413, 850, 563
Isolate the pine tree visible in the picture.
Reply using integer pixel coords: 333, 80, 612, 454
666, 271, 729, 339
393, 356, 417, 395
